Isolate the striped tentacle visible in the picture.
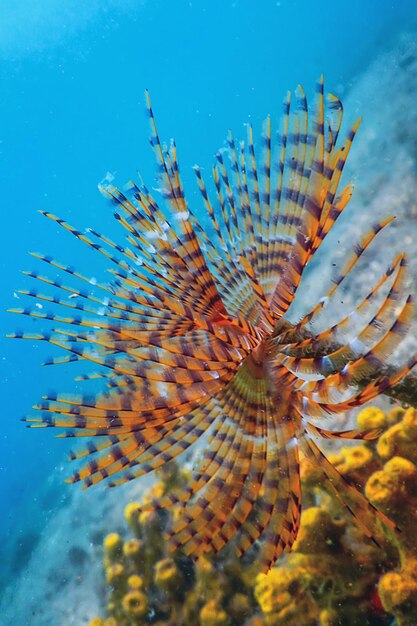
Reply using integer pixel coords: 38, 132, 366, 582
167, 363, 255, 554
279, 86, 309, 243
234, 392, 298, 569
319, 353, 417, 412
277, 252, 404, 358
268, 80, 323, 316
278, 278, 413, 381
22, 264, 181, 323
175, 358, 270, 558
145, 94, 225, 314
205, 157, 261, 323
326, 93, 343, 150
74, 397, 219, 488
193, 161, 266, 326
288, 216, 396, 335
261, 116, 272, 231
214, 149, 241, 247
305, 422, 383, 442
87, 225, 214, 316
296, 350, 417, 418
292, 293, 414, 402
103, 398, 220, 488
238, 138, 257, 260
299, 428, 397, 543
310, 120, 361, 255
255, 416, 301, 572
136, 373, 251, 515
207, 393, 268, 556
269, 92, 292, 279
270, 78, 359, 318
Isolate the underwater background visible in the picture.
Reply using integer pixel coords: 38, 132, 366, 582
2, 1, 417, 624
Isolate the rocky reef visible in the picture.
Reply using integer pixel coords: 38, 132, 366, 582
89, 405, 417, 626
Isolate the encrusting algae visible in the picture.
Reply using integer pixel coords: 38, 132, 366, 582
89, 406, 417, 625
10, 78, 417, 578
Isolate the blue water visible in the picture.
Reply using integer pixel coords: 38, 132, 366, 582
1, 0, 416, 613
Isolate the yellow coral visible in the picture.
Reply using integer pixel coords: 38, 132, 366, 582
141, 481, 165, 509
300, 456, 325, 487
366, 456, 417, 512
294, 507, 344, 554
385, 455, 417, 483
326, 452, 344, 467
154, 557, 182, 593
342, 445, 373, 470
124, 502, 141, 533
357, 406, 387, 431
379, 563, 417, 622
103, 533, 122, 562
333, 445, 376, 482
319, 608, 338, 626
401, 408, 417, 438
200, 599, 229, 626
229, 592, 251, 620
138, 507, 159, 528
365, 469, 396, 509
255, 567, 308, 615
123, 538, 142, 559
127, 574, 144, 590
105, 562, 124, 586
96, 442, 417, 626
377, 423, 406, 460
377, 410, 417, 465
122, 590, 148, 618
89, 619, 105, 626
387, 406, 406, 424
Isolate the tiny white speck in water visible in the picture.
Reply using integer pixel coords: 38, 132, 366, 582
35, 303, 43, 309
89, 277, 97, 285
100, 171, 115, 185
68, 293, 78, 299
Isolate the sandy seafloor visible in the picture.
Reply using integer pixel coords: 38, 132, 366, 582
2, 22, 417, 626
